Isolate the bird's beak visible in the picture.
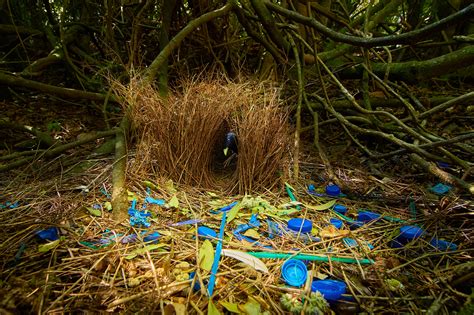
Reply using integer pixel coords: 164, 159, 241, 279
223, 147, 229, 156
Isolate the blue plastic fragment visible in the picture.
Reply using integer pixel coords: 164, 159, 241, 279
343, 238, 358, 248
128, 208, 151, 228
145, 196, 166, 205
189, 271, 202, 291
333, 204, 348, 214
36, 227, 59, 241
348, 220, 364, 230
143, 231, 160, 243
267, 219, 284, 238
1, 201, 20, 209
330, 218, 343, 229
121, 234, 138, 243
326, 184, 341, 197
430, 183, 452, 195
430, 238, 457, 251
282, 259, 307, 287
311, 279, 347, 301
391, 225, 425, 248
93, 204, 101, 209
308, 184, 316, 192
198, 226, 217, 240
100, 187, 111, 198
219, 201, 238, 212
358, 210, 381, 222
436, 161, 451, 169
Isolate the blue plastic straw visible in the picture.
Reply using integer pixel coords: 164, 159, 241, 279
207, 204, 231, 296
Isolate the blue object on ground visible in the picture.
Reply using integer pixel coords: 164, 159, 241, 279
348, 220, 364, 230
189, 271, 202, 291
436, 161, 451, 169
326, 184, 341, 196
391, 225, 425, 248
143, 231, 160, 242
287, 218, 313, 233
333, 204, 348, 215
330, 218, 343, 229
311, 279, 347, 301
430, 238, 458, 251
198, 226, 217, 240
267, 219, 284, 238
145, 196, 166, 205
430, 183, 452, 195
36, 227, 59, 241
219, 201, 238, 212
171, 218, 203, 226
128, 208, 151, 228
207, 206, 228, 296
358, 210, 381, 222
281, 259, 307, 287
308, 184, 316, 192
343, 238, 358, 248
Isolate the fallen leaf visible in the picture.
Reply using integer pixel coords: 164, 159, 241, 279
220, 301, 242, 314
199, 239, 214, 271
320, 226, 350, 238
242, 229, 261, 239
208, 300, 222, 315
104, 201, 112, 211
165, 179, 177, 193
239, 296, 261, 315
86, 206, 101, 217
125, 244, 167, 260
221, 249, 269, 273
226, 202, 241, 224
168, 195, 179, 208
38, 239, 60, 253
305, 199, 336, 211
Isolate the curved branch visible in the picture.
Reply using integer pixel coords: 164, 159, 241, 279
265, 1, 474, 48
0, 72, 117, 102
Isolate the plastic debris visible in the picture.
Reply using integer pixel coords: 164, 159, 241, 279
198, 226, 217, 240
329, 218, 343, 229
287, 218, 312, 233
325, 184, 341, 197
358, 210, 381, 222
128, 199, 151, 228
281, 259, 307, 287
36, 227, 59, 241
333, 204, 348, 215
430, 238, 458, 251
171, 218, 203, 226
145, 196, 166, 205
247, 251, 374, 265
343, 238, 358, 248
311, 279, 347, 301
1, 201, 20, 209
391, 225, 425, 248
430, 183, 452, 195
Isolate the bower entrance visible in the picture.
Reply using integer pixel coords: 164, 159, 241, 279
121, 78, 290, 193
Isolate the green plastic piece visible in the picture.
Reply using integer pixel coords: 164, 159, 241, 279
247, 251, 374, 265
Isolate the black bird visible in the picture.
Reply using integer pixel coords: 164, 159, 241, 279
223, 131, 238, 157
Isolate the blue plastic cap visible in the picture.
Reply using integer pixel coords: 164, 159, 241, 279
330, 218, 343, 229
308, 184, 316, 192
430, 238, 458, 251
311, 279, 347, 301
36, 227, 59, 241
326, 184, 341, 196
282, 259, 307, 287
333, 204, 347, 214
287, 218, 313, 233
197, 226, 217, 239
358, 211, 381, 222
399, 225, 424, 240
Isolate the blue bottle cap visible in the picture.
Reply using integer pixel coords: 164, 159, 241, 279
308, 184, 316, 192
399, 225, 424, 240
197, 226, 217, 239
333, 204, 347, 214
311, 279, 347, 301
287, 218, 313, 233
430, 238, 457, 251
390, 237, 405, 248
326, 184, 341, 196
358, 211, 381, 222
329, 218, 343, 229
281, 259, 307, 287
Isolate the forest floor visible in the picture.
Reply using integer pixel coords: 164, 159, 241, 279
0, 91, 473, 314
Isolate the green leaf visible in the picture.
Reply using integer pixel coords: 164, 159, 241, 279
125, 244, 167, 260
305, 199, 336, 211
220, 301, 242, 314
199, 239, 214, 271
38, 239, 60, 253
207, 191, 219, 198
104, 201, 112, 211
86, 206, 101, 217
143, 180, 159, 191
208, 299, 222, 315
240, 297, 261, 315
168, 195, 179, 208
226, 202, 241, 224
